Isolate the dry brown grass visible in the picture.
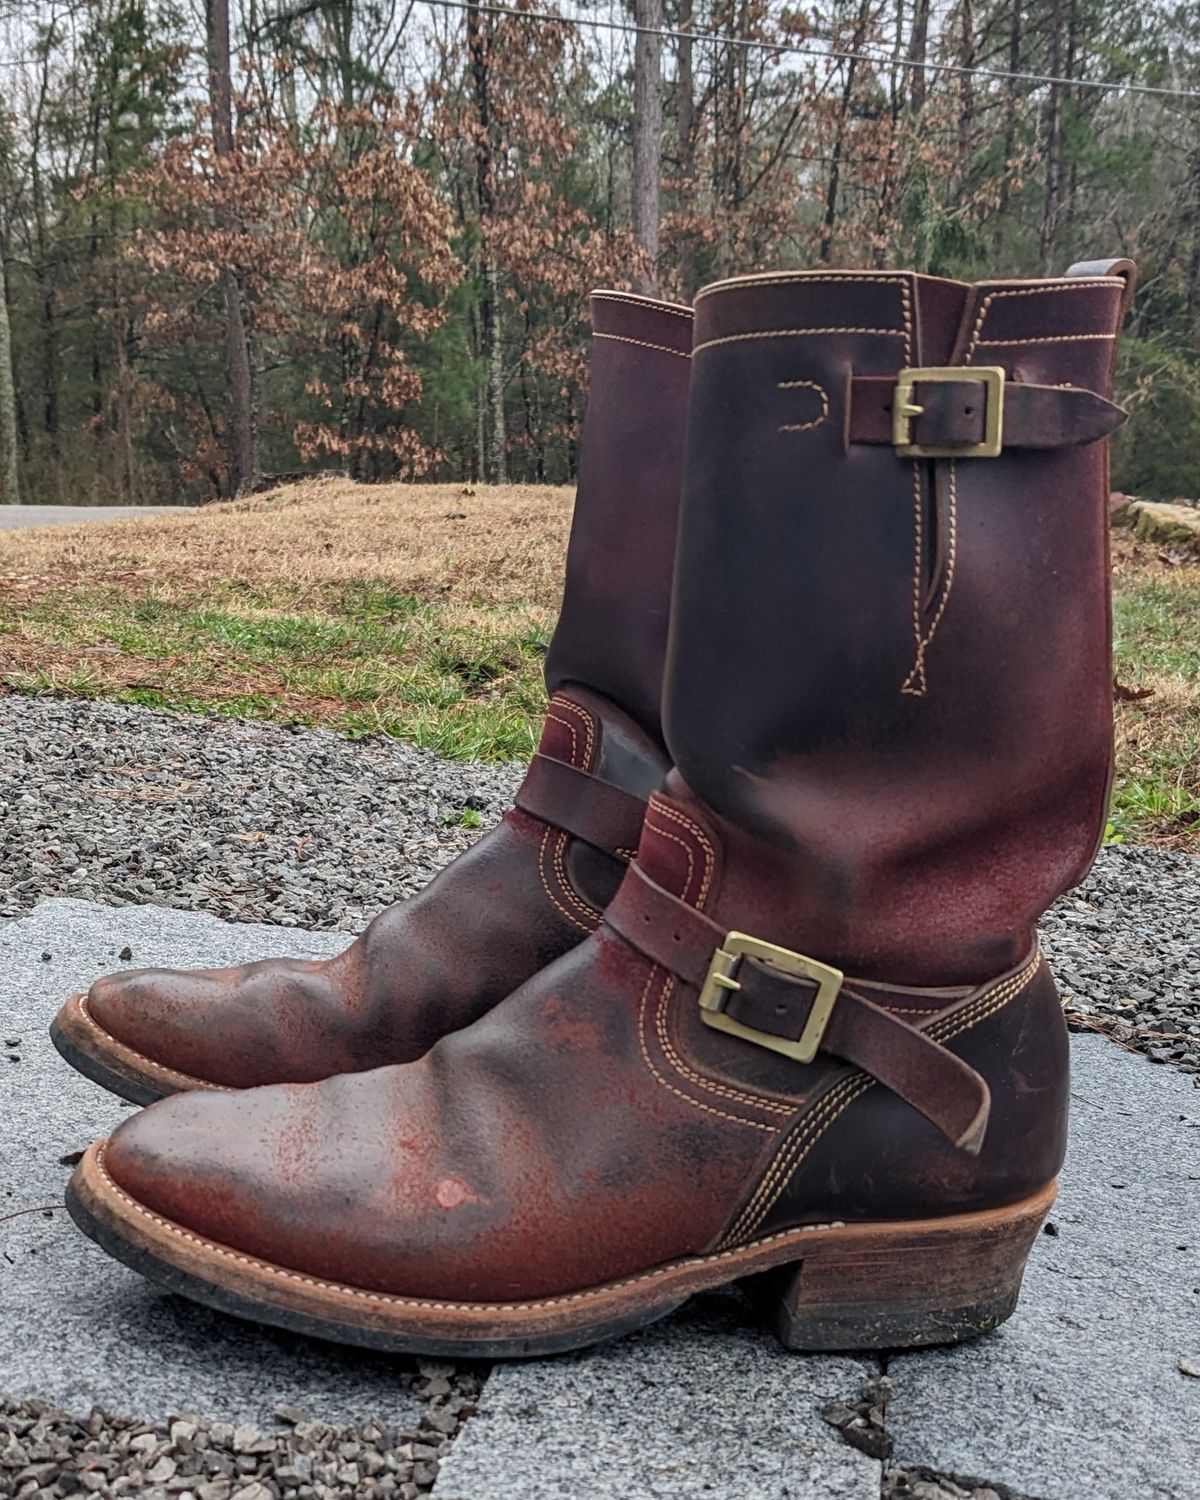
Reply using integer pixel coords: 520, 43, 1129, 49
0, 478, 575, 610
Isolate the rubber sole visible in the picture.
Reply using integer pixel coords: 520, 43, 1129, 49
51, 993, 214, 1106
67, 1144, 1056, 1359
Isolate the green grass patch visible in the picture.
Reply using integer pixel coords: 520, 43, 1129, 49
2, 560, 1197, 844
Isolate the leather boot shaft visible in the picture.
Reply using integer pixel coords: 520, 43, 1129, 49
545, 292, 693, 748
663, 266, 1131, 984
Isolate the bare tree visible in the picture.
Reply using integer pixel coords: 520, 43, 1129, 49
207, 0, 256, 494
0, 251, 18, 505
632, 0, 663, 293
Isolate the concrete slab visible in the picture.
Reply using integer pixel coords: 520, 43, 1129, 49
887, 1035, 1200, 1500
0, 898, 424, 1429
0, 505, 184, 530
433, 1294, 879, 1500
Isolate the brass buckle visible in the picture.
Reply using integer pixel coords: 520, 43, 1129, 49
697, 932, 844, 1064
893, 365, 1006, 459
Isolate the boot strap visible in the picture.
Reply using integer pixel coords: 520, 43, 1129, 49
606, 864, 991, 1154
514, 754, 648, 860
849, 372, 1125, 457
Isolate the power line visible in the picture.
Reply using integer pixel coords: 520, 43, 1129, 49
417, 0, 1200, 102
1, 3, 1197, 100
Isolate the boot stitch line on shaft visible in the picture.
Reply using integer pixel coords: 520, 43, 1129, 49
87, 1143, 856, 1312
635, 965, 779, 1131
693, 270, 924, 302
546, 697, 597, 769
651, 969, 794, 1117
720, 955, 1044, 1246
902, 460, 959, 697
963, 281, 1123, 362
777, 379, 830, 434
693, 327, 905, 356
537, 828, 600, 933
552, 830, 603, 922
644, 798, 717, 907
591, 291, 694, 320
592, 332, 692, 361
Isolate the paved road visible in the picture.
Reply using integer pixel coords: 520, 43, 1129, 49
0, 505, 185, 530
3, 898, 1198, 1498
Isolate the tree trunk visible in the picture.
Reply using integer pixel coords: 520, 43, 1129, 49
907, 0, 929, 114
1041, 0, 1064, 274
0, 254, 19, 505
207, 0, 257, 495
631, 0, 663, 294
468, 0, 507, 483
676, 0, 697, 299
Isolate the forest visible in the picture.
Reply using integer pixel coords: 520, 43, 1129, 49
1, 0, 1199, 507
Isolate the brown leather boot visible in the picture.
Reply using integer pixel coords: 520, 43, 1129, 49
68, 260, 1132, 1357
51, 291, 692, 1101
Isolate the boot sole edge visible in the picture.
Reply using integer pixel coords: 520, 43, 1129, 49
67, 1143, 1055, 1359
51, 993, 213, 1105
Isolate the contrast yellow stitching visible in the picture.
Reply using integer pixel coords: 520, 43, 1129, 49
592, 290, 694, 320
723, 955, 1043, 1244
777, 379, 830, 434
694, 327, 903, 356
89, 1145, 848, 1312
693, 271, 920, 302
537, 828, 597, 934
902, 460, 958, 697
544, 709, 579, 765
547, 697, 595, 768
552, 828, 603, 924
636, 968, 776, 1131
963, 282, 1118, 362
652, 971, 793, 1117
973, 334, 1116, 348
645, 799, 716, 907
593, 331, 691, 360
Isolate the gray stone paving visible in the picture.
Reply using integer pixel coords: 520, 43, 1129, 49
2, 897, 1198, 1497
0, 898, 425, 1430
886, 1033, 1200, 1500
432, 1298, 878, 1500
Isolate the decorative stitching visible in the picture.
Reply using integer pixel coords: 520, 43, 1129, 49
636, 967, 777, 1132
546, 698, 596, 769
694, 327, 904, 356
972, 334, 1117, 348
963, 282, 1119, 363
652, 970, 794, 1117
537, 828, 598, 934
720, 955, 1044, 1245
88, 1144, 845, 1313
644, 799, 716, 908
777, 379, 830, 434
593, 331, 692, 360
552, 829, 603, 923
902, 460, 958, 697
693, 271, 921, 303
592, 290, 694, 320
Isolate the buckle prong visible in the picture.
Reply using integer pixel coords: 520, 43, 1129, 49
698, 933, 843, 1065
893, 365, 1006, 459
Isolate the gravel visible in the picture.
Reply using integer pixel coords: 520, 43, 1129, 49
0, 697, 521, 932
0, 694, 1196, 1072
0, 1366, 484, 1500
1039, 844, 1200, 1074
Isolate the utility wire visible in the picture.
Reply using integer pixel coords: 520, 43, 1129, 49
416, 0, 1200, 102
1, 2, 1197, 100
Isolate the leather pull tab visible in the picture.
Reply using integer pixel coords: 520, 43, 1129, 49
1065, 257, 1138, 320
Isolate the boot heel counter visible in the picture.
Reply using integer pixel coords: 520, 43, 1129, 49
736, 956, 1070, 1240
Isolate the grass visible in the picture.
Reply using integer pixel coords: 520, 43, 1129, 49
0, 477, 1197, 848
